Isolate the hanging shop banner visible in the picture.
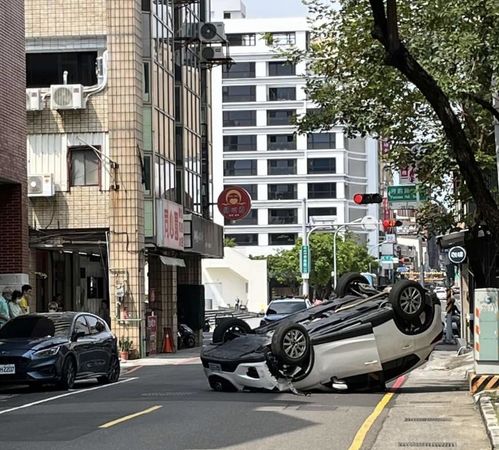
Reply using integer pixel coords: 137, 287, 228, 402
217, 186, 252, 221
156, 199, 184, 250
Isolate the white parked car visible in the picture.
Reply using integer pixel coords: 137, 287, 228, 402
433, 286, 447, 301
201, 273, 443, 393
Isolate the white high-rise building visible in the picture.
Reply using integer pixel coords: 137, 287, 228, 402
211, 0, 379, 257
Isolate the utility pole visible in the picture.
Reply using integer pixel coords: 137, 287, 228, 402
301, 198, 309, 298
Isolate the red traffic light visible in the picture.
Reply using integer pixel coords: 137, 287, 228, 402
383, 219, 403, 228
353, 193, 383, 205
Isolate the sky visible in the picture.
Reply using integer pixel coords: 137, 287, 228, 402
246, 0, 307, 18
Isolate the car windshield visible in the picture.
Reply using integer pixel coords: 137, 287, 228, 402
267, 301, 306, 315
0, 315, 72, 339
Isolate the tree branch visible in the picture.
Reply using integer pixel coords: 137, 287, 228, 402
463, 93, 499, 122
369, 0, 388, 43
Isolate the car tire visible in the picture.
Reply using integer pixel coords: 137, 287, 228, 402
208, 376, 237, 392
271, 322, 310, 366
212, 318, 252, 343
98, 356, 120, 384
59, 357, 76, 390
186, 335, 196, 348
389, 280, 426, 322
335, 272, 370, 297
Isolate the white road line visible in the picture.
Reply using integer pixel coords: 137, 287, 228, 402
0, 377, 138, 416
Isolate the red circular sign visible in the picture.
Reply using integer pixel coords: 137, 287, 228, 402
217, 186, 252, 221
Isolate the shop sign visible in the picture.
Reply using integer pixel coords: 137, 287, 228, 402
448, 246, 466, 264
156, 199, 184, 251
217, 186, 252, 221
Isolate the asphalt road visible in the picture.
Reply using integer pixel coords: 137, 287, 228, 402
0, 359, 386, 450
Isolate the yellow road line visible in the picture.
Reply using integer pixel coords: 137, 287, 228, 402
99, 405, 162, 429
348, 376, 405, 450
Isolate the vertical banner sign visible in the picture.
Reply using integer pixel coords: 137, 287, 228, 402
300, 245, 310, 274
156, 199, 184, 250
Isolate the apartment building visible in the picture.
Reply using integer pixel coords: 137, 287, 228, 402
25, 0, 223, 355
0, 0, 29, 290
211, 0, 379, 257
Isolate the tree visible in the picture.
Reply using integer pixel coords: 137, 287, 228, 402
285, 1, 499, 238
266, 234, 377, 298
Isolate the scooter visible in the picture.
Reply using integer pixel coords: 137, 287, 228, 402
177, 324, 196, 349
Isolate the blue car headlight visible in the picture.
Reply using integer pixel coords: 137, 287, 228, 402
33, 346, 61, 359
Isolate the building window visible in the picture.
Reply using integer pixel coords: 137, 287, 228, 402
224, 11, 231, 19
307, 133, 337, 149
270, 32, 296, 46
69, 146, 100, 187
268, 87, 296, 101
227, 33, 256, 46
268, 61, 296, 77
267, 110, 295, 126
307, 158, 336, 174
225, 234, 258, 246
269, 233, 297, 245
223, 110, 256, 127
268, 208, 298, 224
222, 62, 255, 79
223, 135, 257, 152
268, 159, 297, 175
224, 160, 257, 176
143, 154, 152, 194
267, 134, 296, 151
225, 184, 258, 200
308, 207, 337, 220
27, 52, 98, 88
222, 86, 256, 102
308, 183, 337, 199
225, 209, 258, 225
141, 0, 150, 11
268, 184, 297, 200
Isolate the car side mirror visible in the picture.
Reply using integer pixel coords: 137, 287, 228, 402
72, 331, 86, 342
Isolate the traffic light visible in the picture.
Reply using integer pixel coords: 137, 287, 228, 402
353, 193, 383, 205
382, 219, 402, 230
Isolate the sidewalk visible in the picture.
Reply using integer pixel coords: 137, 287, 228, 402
120, 347, 201, 372
371, 346, 492, 450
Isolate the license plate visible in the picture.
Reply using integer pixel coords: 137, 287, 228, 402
0, 364, 15, 374
208, 363, 222, 372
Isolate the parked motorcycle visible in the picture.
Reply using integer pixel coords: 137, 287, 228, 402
177, 324, 196, 349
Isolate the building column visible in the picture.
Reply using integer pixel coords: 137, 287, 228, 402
107, 0, 145, 357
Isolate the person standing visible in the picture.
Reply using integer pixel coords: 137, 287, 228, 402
8, 290, 24, 318
19, 284, 32, 314
0, 287, 12, 327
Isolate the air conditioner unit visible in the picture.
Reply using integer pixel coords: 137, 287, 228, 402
50, 84, 85, 110
199, 22, 226, 43
201, 46, 226, 62
26, 89, 44, 111
28, 175, 55, 197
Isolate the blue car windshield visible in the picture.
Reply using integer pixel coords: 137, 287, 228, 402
0, 316, 72, 339
267, 301, 306, 315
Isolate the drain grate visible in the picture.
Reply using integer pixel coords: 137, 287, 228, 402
404, 418, 451, 422
398, 443, 456, 448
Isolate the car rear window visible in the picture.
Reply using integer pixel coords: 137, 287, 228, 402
0, 316, 72, 339
267, 301, 307, 315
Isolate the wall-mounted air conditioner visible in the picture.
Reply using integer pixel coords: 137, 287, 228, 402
28, 174, 55, 197
50, 84, 85, 110
201, 46, 227, 62
199, 22, 226, 43
26, 88, 44, 111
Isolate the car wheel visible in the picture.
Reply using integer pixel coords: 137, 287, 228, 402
98, 356, 120, 384
208, 376, 237, 392
212, 318, 252, 343
187, 336, 196, 348
335, 272, 370, 297
271, 322, 310, 366
389, 280, 426, 322
59, 357, 76, 390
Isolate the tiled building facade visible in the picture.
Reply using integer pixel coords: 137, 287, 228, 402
0, 0, 29, 284
25, 0, 223, 356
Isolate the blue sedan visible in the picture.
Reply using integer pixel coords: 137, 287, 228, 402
0, 312, 120, 389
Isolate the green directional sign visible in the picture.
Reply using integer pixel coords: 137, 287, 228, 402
387, 185, 427, 207
300, 245, 310, 274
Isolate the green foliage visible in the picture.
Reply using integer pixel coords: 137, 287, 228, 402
223, 237, 236, 248
119, 337, 133, 352
266, 234, 377, 297
284, 0, 499, 234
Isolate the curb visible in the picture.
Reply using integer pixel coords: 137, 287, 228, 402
476, 393, 499, 450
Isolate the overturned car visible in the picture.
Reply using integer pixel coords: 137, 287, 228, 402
201, 273, 443, 393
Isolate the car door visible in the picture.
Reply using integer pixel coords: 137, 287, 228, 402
84, 315, 111, 375
71, 316, 94, 377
